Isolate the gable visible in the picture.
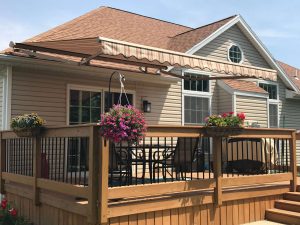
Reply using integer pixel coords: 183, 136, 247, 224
194, 25, 272, 69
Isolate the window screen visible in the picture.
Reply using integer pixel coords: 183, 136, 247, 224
69, 90, 101, 125
184, 96, 209, 125
259, 83, 277, 99
269, 104, 278, 128
184, 73, 209, 92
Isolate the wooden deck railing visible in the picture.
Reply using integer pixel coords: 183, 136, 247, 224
0, 125, 297, 225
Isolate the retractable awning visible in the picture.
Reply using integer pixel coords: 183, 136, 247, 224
12, 37, 277, 80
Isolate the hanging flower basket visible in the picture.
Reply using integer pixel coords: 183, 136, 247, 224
13, 127, 43, 138
99, 105, 147, 144
203, 112, 245, 137
202, 126, 244, 137
11, 113, 45, 137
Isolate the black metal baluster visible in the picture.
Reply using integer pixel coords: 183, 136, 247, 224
150, 137, 153, 183
273, 139, 276, 174
255, 141, 262, 175
202, 138, 205, 179
157, 137, 160, 183
280, 139, 284, 173
171, 137, 174, 181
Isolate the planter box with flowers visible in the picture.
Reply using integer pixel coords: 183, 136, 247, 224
202, 112, 246, 137
0, 197, 32, 225
99, 105, 147, 144
11, 113, 45, 137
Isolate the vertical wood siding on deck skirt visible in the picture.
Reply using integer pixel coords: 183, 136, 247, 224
6, 189, 282, 225
108, 195, 281, 225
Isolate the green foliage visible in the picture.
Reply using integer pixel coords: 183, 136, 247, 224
0, 199, 32, 225
205, 112, 245, 127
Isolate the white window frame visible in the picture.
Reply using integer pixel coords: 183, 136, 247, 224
257, 80, 280, 128
227, 43, 244, 64
181, 69, 212, 126
66, 84, 136, 125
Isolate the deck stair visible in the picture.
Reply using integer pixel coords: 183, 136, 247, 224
266, 192, 300, 224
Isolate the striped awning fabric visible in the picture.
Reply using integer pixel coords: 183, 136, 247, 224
98, 37, 277, 81
13, 37, 277, 80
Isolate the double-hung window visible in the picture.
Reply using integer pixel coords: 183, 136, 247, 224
258, 82, 279, 128
183, 72, 211, 125
183, 71, 211, 156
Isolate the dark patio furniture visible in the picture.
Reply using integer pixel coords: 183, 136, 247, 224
109, 143, 133, 186
152, 137, 201, 180
223, 138, 266, 174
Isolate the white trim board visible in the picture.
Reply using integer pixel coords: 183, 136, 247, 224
1, 65, 12, 130
185, 15, 298, 92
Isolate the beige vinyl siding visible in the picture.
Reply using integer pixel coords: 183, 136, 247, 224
278, 78, 300, 165
194, 25, 271, 69
11, 67, 182, 126
218, 86, 232, 114
136, 82, 182, 125
235, 95, 268, 127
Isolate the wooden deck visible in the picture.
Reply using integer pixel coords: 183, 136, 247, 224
0, 125, 298, 225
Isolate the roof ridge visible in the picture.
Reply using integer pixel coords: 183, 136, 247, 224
171, 14, 237, 38
104, 6, 193, 29
26, 7, 107, 42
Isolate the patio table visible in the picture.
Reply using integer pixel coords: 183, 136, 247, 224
130, 144, 175, 183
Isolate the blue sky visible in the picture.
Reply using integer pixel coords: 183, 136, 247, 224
1, 0, 299, 67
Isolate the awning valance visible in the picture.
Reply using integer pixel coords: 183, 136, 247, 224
98, 37, 277, 80
12, 37, 277, 80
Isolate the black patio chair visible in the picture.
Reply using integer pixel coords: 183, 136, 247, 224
223, 138, 266, 174
152, 137, 201, 181
109, 143, 133, 186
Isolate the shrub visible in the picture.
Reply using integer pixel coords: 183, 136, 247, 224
205, 112, 245, 127
99, 105, 147, 143
0, 198, 32, 225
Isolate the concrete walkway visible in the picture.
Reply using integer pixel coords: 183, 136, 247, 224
243, 221, 285, 225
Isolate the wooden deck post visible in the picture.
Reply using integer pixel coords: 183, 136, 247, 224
87, 126, 100, 225
213, 136, 222, 206
0, 133, 6, 194
290, 131, 297, 192
99, 138, 109, 225
33, 136, 41, 205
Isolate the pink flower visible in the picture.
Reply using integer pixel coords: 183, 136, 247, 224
237, 112, 246, 120
1, 199, 7, 209
9, 208, 17, 216
99, 105, 147, 143
222, 113, 228, 118
229, 112, 234, 115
